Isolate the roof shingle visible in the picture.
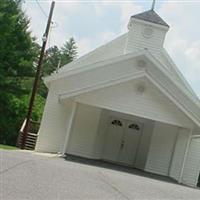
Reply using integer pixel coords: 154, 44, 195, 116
132, 10, 169, 27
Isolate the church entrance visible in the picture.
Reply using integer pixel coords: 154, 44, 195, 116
102, 116, 143, 166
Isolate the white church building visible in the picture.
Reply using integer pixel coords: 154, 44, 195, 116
35, 7, 200, 187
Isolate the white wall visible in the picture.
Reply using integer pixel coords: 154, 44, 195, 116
67, 103, 102, 159
182, 137, 200, 187
125, 20, 168, 54
169, 128, 190, 181
93, 110, 110, 159
145, 122, 178, 176
87, 109, 155, 169
35, 90, 73, 153
135, 120, 155, 170
75, 78, 192, 128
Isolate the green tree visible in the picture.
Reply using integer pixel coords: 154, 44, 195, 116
42, 38, 78, 77
61, 37, 77, 66
40, 40, 78, 98
0, 0, 42, 145
0, 0, 78, 145
42, 45, 61, 77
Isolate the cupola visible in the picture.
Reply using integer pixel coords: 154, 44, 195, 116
124, 2, 170, 54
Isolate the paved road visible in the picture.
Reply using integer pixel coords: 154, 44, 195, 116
1, 150, 200, 200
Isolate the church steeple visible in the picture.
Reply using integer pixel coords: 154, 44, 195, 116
125, 3, 170, 54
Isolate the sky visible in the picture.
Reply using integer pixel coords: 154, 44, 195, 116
22, 0, 200, 98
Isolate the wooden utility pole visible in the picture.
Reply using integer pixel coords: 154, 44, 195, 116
21, 1, 55, 149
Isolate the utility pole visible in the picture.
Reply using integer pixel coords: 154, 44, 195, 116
21, 1, 55, 149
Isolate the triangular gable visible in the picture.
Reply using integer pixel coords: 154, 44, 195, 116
74, 77, 193, 128
46, 33, 198, 108
56, 51, 200, 127
144, 52, 200, 126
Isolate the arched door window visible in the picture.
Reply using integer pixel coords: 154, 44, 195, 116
128, 123, 140, 131
111, 120, 123, 127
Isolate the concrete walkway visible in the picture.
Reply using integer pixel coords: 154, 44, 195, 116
1, 150, 200, 200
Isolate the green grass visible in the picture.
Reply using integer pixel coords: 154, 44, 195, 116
0, 144, 19, 150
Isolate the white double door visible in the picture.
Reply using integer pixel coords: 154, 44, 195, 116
102, 117, 142, 166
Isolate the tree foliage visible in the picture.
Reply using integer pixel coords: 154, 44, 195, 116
40, 39, 78, 98
42, 37, 78, 77
0, 0, 42, 145
0, 0, 78, 145
61, 37, 78, 66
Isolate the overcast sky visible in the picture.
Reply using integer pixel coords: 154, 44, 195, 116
22, 0, 200, 98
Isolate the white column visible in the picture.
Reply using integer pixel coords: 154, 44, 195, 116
61, 101, 77, 155
178, 128, 193, 183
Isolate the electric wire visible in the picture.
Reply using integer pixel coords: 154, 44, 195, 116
35, 0, 58, 48
35, 0, 49, 19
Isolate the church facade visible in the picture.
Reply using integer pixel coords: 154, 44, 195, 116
35, 8, 200, 187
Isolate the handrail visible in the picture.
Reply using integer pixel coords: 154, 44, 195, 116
17, 119, 40, 150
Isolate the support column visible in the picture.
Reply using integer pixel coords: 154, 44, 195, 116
178, 128, 193, 183
61, 101, 77, 155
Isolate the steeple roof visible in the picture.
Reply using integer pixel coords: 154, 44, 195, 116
131, 10, 169, 27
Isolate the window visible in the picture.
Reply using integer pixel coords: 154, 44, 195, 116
111, 120, 123, 127
128, 123, 140, 131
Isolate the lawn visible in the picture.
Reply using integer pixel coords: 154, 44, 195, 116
0, 144, 19, 150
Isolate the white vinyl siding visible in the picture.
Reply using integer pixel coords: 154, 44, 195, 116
35, 91, 73, 153
52, 58, 142, 97
93, 110, 110, 159
182, 137, 200, 187
135, 120, 155, 169
67, 104, 102, 159
169, 128, 189, 181
75, 78, 192, 128
145, 122, 178, 176
147, 61, 200, 124
125, 21, 167, 54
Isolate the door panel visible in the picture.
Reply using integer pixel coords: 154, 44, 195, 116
102, 118, 124, 162
118, 121, 142, 165
102, 117, 142, 166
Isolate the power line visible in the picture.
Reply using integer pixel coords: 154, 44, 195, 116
35, 0, 49, 19
35, 0, 58, 48
35, 0, 58, 27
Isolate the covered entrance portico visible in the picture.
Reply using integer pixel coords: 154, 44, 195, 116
56, 76, 195, 185
62, 101, 192, 183
36, 74, 199, 187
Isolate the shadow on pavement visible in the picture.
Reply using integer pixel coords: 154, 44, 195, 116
64, 154, 177, 185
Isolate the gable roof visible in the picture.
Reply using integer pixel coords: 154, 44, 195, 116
149, 50, 200, 106
45, 42, 199, 105
131, 10, 169, 27
75, 77, 193, 128
57, 51, 200, 127
44, 17, 199, 123
58, 33, 127, 73
48, 33, 197, 104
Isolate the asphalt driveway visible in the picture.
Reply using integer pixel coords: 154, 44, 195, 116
1, 150, 200, 200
